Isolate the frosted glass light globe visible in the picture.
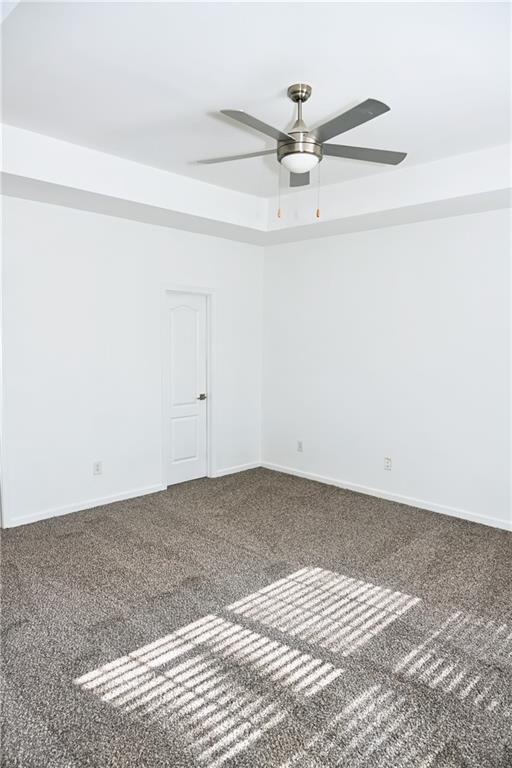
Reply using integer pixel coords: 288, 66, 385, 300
281, 152, 319, 174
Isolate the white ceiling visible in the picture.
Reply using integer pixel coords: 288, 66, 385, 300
2, 2, 510, 197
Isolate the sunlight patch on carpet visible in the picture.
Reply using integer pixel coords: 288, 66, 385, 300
74, 567, 425, 767
279, 682, 440, 768
228, 566, 420, 656
394, 611, 512, 716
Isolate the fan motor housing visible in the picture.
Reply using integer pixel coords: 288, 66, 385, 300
279, 83, 322, 166
277, 134, 323, 165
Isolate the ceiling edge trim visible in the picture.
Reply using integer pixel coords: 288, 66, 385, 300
264, 188, 512, 245
2, 173, 509, 247
0, 173, 267, 246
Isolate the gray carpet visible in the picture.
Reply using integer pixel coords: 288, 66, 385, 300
1, 468, 511, 768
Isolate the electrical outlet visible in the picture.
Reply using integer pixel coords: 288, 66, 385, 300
384, 456, 392, 471
93, 461, 103, 476
297, 440, 304, 453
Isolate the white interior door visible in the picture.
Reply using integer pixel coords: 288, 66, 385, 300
167, 293, 207, 485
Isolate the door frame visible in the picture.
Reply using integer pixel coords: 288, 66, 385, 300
161, 285, 215, 486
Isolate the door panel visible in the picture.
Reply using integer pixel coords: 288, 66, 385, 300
167, 293, 207, 485
170, 306, 198, 406
172, 416, 198, 462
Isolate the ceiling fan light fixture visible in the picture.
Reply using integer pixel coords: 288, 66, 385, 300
280, 152, 319, 174
198, 84, 407, 189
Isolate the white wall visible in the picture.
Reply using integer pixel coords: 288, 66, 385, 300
263, 210, 511, 529
2, 196, 263, 526
2, 199, 510, 531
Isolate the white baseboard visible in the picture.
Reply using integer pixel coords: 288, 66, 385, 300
211, 461, 261, 478
5, 464, 509, 533
4, 463, 261, 527
3, 483, 167, 529
261, 462, 511, 532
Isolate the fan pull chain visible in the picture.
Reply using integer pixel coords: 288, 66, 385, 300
316, 161, 321, 219
277, 163, 282, 218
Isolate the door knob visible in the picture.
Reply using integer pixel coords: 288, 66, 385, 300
197, 393, 207, 400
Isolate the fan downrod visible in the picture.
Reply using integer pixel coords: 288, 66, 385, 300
287, 83, 312, 103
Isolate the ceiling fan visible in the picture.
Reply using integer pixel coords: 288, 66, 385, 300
198, 83, 407, 187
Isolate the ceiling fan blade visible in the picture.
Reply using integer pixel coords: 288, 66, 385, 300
290, 172, 310, 187
323, 144, 407, 165
312, 99, 390, 143
221, 110, 292, 142
197, 149, 275, 165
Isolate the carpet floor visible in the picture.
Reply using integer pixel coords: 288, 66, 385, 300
1, 468, 511, 768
